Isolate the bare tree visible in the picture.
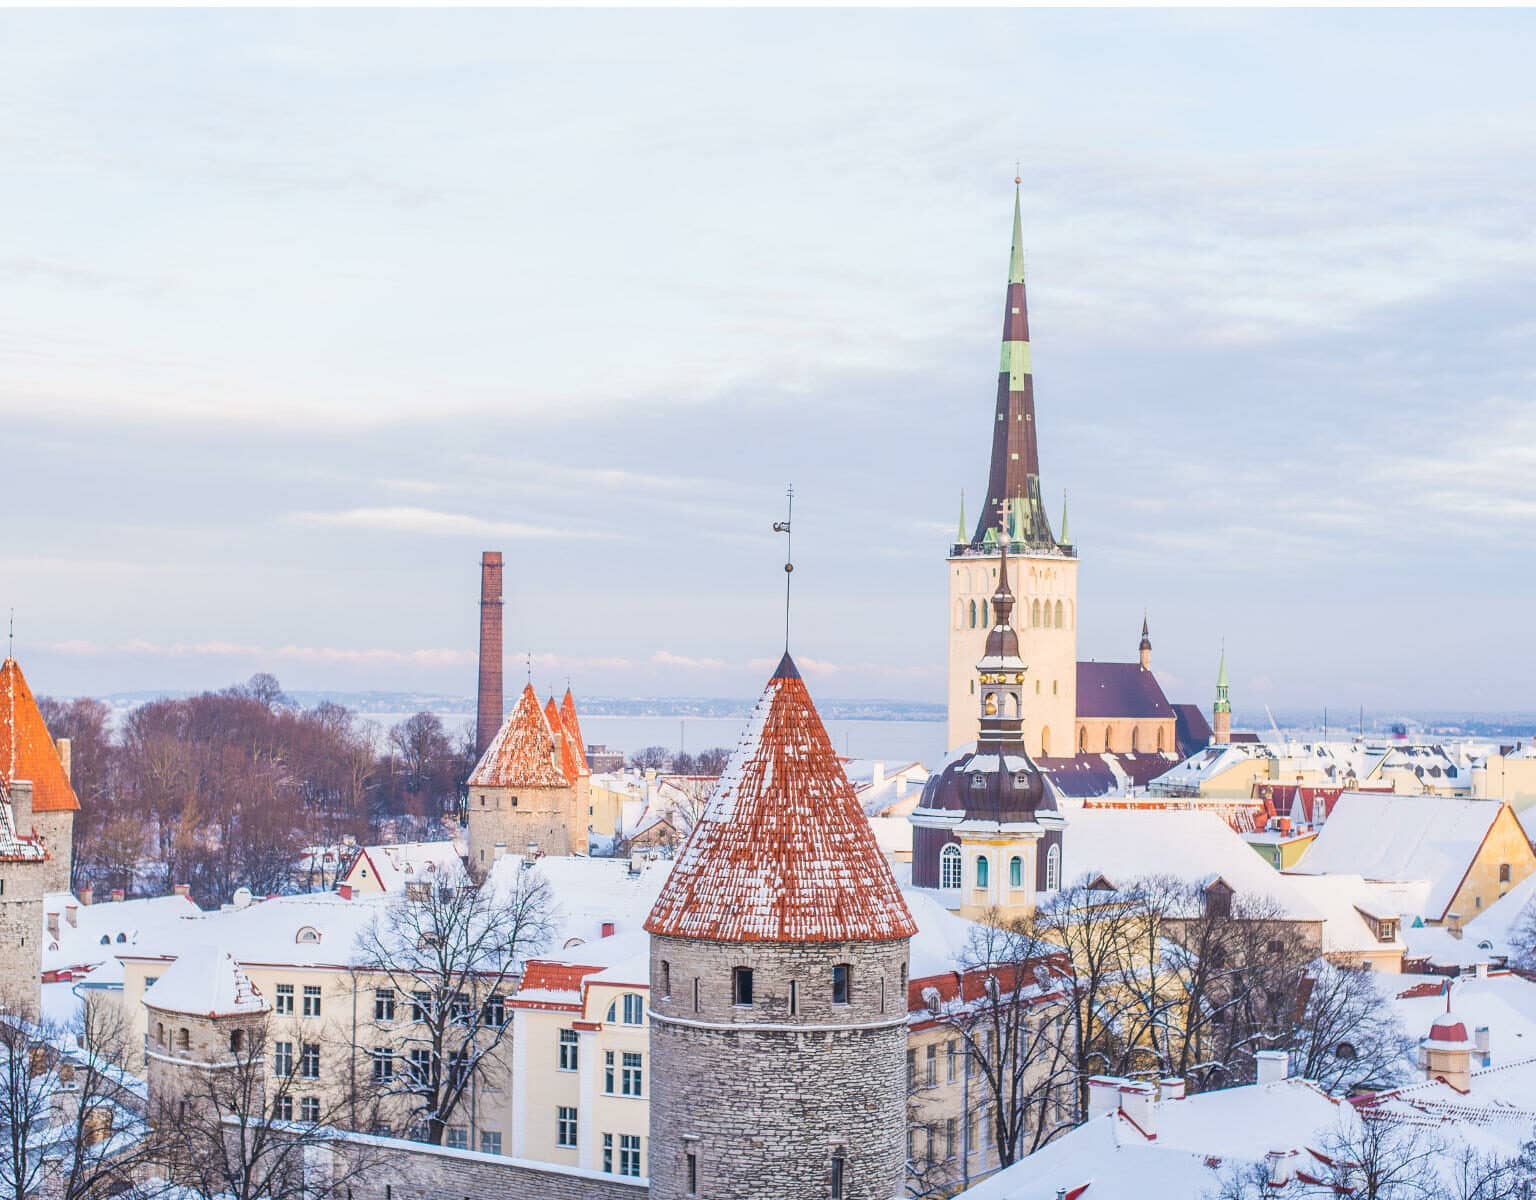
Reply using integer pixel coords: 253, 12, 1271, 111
0, 1006, 159, 1200
1509, 896, 1536, 970
1286, 962, 1414, 1093
919, 915, 1077, 1176
350, 865, 554, 1144
629, 745, 670, 770
155, 1022, 376, 1200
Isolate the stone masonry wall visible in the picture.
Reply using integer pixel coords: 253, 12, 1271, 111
32, 809, 73, 893
0, 848, 44, 1018
465, 783, 576, 874
649, 934, 910, 1200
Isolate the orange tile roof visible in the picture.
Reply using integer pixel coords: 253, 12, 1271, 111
560, 689, 591, 778
467, 684, 570, 789
543, 695, 585, 784
1, 658, 79, 814
645, 653, 916, 944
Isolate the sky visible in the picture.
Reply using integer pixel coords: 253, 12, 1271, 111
4, 9, 1536, 713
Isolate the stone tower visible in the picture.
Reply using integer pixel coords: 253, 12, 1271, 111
476, 551, 505, 759
465, 683, 579, 870
1138, 616, 1152, 671
947, 184, 1078, 756
1212, 648, 1232, 746
143, 945, 269, 1115
914, 540, 1065, 919
0, 778, 47, 1018
2, 656, 80, 893
645, 652, 916, 1200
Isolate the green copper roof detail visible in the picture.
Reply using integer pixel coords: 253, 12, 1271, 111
982, 523, 998, 547
1059, 490, 1071, 546
1214, 645, 1231, 713
1217, 647, 1229, 688
1009, 181, 1025, 285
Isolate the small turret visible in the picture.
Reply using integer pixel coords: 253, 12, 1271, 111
1138, 614, 1152, 672
1213, 647, 1232, 746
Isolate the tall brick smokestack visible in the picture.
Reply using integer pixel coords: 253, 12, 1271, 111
476, 551, 504, 759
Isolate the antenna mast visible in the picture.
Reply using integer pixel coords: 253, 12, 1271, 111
773, 485, 794, 652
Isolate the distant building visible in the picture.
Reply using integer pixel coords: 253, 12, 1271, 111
586, 744, 626, 774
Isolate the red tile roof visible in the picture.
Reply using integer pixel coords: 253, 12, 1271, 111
468, 684, 569, 789
560, 689, 590, 778
1, 658, 79, 814
645, 654, 916, 944
1075, 661, 1175, 720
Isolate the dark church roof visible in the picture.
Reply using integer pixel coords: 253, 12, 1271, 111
1075, 662, 1175, 720
1171, 704, 1214, 757
1037, 752, 1181, 799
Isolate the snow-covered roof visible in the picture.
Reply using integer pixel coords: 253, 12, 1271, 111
468, 683, 568, 789
1279, 874, 1405, 956
1386, 972, 1536, 1066
0, 779, 48, 860
645, 654, 916, 943
144, 945, 267, 1017
1290, 793, 1510, 920
489, 852, 674, 951
347, 841, 462, 892
1148, 742, 1269, 791
41, 891, 202, 974
1062, 809, 1319, 918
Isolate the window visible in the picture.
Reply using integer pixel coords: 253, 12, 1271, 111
661, 961, 671, 998
607, 992, 644, 1024
275, 983, 294, 1015
1042, 601, 1052, 629
1009, 856, 1023, 888
302, 985, 321, 1017
273, 1041, 294, 1077
604, 1050, 616, 1094
907, 1048, 917, 1090
1045, 844, 1061, 891
409, 1048, 431, 1086
1079, 726, 1088, 752
941, 844, 962, 890
831, 1149, 846, 1199
446, 1128, 468, 1150
300, 1097, 320, 1123
976, 855, 989, 889
1500, 863, 1513, 883
603, 1133, 614, 1174
733, 966, 754, 1007
946, 1118, 957, 1161
693, 977, 701, 1013
621, 1051, 643, 1097
230, 1029, 244, 1054
1032, 599, 1041, 626
300, 1043, 320, 1079
411, 990, 430, 1022
483, 994, 506, 1027
790, 980, 799, 1016
273, 1094, 293, 1121
832, 963, 851, 1006
969, 600, 977, 629
371, 1049, 394, 1082
619, 1134, 642, 1177
925, 1043, 937, 1087
557, 1106, 578, 1148
480, 1131, 502, 1156
981, 600, 989, 627
947, 1040, 958, 1083
156, 1022, 164, 1045
687, 1150, 699, 1196
558, 1029, 579, 1071
374, 988, 395, 1021
1131, 728, 1141, 753
145, 975, 158, 988
450, 991, 471, 1021
1054, 600, 1063, 628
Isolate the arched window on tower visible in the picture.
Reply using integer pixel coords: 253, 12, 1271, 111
1040, 726, 1052, 756
1079, 726, 1089, 752
1009, 856, 1023, 888
1045, 844, 1062, 891
1042, 602, 1052, 629
940, 844, 962, 890
1157, 727, 1167, 753
1055, 600, 1064, 628
969, 600, 977, 629
1032, 599, 1041, 627
981, 600, 989, 627
1103, 726, 1114, 753
1131, 728, 1141, 753
976, 855, 990, 889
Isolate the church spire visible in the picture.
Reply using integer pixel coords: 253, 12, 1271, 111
972, 178, 1057, 551
1138, 613, 1152, 671
1212, 644, 1232, 745
1059, 489, 1071, 547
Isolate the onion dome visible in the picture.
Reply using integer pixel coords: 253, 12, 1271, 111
645, 652, 916, 943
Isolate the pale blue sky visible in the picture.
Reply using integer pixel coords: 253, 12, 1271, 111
5, 10, 1536, 711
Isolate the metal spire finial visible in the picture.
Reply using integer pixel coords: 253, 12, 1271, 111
773, 485, 794, 652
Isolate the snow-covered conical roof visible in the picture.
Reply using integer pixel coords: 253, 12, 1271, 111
645, 653, 916, 943
144, 945, 267, 1017
469, 684, 569, 789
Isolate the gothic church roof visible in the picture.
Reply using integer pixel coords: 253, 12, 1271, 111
645, 653, 916, 944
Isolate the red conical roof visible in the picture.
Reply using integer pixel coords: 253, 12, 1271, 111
645, 653, 916, 944
468, 684, 569, 789
1, 658, 79, 814
560, 689, 590, 778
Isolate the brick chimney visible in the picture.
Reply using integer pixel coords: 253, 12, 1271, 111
55, 737, 72, 782
476, 551, 505, 760
9, 778, 33, 831
78, 885, 93, 906
110, 888, 124, 903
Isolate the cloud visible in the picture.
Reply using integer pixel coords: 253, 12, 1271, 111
651, 650, 729, 670
291, 506, 617, 541
47, 639, 476, 666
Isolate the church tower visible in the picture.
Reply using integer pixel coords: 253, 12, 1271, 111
646, 653, 915, 1200
1139, 616, 1153, 671
947, 183, 1078, 756
1212, 648, 1232, 746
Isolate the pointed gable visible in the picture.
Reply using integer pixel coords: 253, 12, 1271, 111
560, 689, 590, 778
468, 684, 570, 789
645, 653, 916, 943
545, 694, 584, 785
1, 658, 79, 814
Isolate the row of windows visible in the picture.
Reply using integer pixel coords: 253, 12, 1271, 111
938, 844, 1061, 892
368, 987, 507, 1027
674, 1145, 848, 1198
1076, 725, 1168, 753
273, 983, 324, 1017
962, 598, 1072, 630
653, 962, 883, 1015
368, 1047, 472, 1088
907, 1039, 965, 1089
272, 1094, 322, 1123
602, 1132, 643, 1177
272, 1041, 322, 1078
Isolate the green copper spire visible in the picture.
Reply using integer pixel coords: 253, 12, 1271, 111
956, 490, 967, 546
1214, 645, 1231, 713
1008, 176, 1025, 285
1059, 489, 1071, 546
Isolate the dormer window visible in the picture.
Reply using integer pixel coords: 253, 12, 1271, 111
295, 926, 321, 944
971, 774, 986, 790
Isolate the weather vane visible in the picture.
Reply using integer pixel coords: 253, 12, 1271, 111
773, 485, 794, 652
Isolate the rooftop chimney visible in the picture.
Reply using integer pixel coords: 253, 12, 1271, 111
64, 903, 77, 928
9, 779, 33, 830
1256, 1050, 1289, 1084
172, 884, 190, 899
1159, 1076, 1186, 1101
110, 888, 125, 904
1087, 1076, 1123, 1121
78, 885, 93, 906
475, 551, 505, 760
55, 737, 72, 782
46, 910, 60, 940
1117, 1081, 1157, 1139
